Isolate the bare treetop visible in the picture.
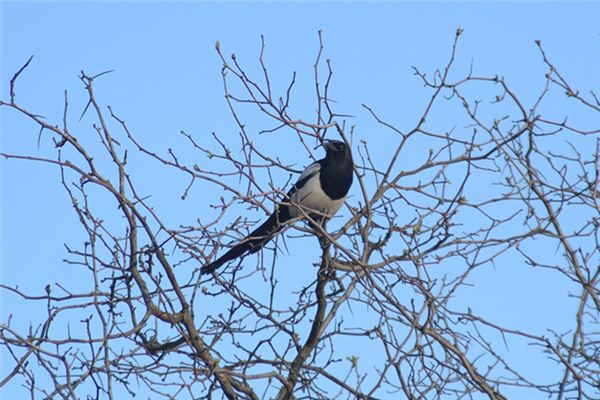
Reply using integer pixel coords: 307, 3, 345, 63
1, 31, 599, 400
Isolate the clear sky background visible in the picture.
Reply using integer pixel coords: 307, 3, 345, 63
2, 1, 599, 399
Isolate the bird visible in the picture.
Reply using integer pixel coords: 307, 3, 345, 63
201, 139, 353, 275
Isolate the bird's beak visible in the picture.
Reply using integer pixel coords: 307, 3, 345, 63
323, 140, 335, 152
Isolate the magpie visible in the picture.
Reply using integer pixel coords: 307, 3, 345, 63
201, 139, 353, 275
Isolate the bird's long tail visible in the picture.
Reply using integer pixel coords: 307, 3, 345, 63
200, 210, 287, 275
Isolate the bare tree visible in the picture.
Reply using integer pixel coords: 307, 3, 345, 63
1, 30, 598, 400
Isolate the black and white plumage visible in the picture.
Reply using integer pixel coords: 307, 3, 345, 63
201, 139, 353, 275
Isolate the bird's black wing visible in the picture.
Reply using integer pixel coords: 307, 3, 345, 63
200, 162, 322, 275
286, 162, 321, 196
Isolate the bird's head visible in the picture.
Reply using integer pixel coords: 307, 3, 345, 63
323, 139, 349, 155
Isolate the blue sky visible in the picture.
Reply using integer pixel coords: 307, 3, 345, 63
2, 1, 600, 399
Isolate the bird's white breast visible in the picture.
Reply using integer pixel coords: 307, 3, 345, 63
289, 165, 345, 218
